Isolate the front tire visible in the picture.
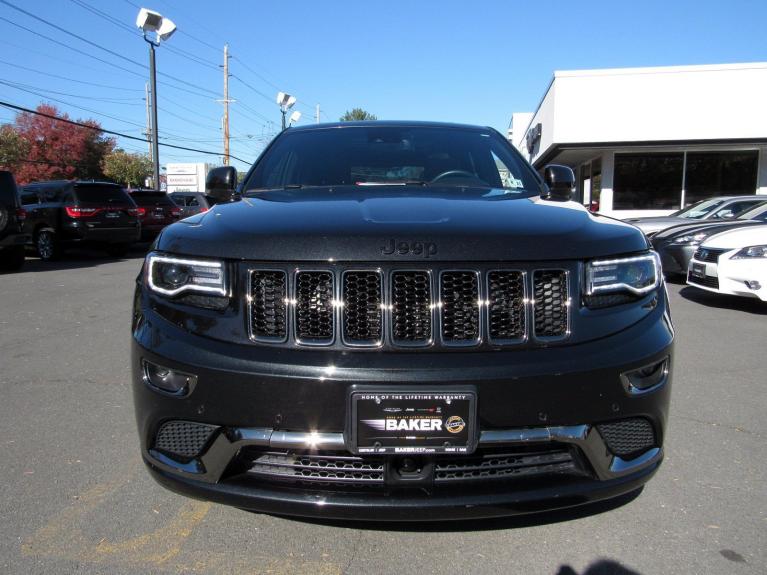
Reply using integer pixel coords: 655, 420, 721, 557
0, 246, 25, 271
36, 229, 60, 261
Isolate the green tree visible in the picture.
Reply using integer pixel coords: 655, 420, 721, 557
340, 108, 378, 121
102, 149, 153, 188
0, 124, 30, 173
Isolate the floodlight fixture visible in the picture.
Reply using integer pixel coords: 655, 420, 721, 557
136, 8, 177, 44
288, 110, 302, 126
276, 92, 297, 110
277, 91, 298, 130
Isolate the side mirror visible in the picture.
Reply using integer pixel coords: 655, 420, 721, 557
543, 164, 574, 202
205, 166, 239, 203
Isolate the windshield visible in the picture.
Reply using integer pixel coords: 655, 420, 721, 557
673, 198, 726, 219
738, 201, 767, 221
244, 126, 540, 194
130, 191, 175, 206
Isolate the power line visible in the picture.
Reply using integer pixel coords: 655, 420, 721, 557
1, 80, 142, 105
0, 100, 250, 163
0, 1, 221, 98
0, 59, 143, 93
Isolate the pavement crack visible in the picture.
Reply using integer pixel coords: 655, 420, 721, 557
674, 413, 763, 438
342, 529, 363, 575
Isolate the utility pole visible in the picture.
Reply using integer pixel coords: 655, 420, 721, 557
144, 82, 153, 162
316, 103, 320, 124
222, 43, 230, 165
148, 41, 160, 190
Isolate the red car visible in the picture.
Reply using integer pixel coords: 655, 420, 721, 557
128, 190, 182, 241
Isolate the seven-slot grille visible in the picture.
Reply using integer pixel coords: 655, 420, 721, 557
248, 267, 569, 348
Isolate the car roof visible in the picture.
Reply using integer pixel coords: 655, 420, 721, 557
287, 120, 494, 133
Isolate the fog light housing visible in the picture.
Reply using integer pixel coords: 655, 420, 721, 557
620, 357, 669, 395
143, 360, 196, 395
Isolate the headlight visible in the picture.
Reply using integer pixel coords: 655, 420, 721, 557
585, 252, 661, 296
731, 245, 767, 259
671, 232, 708, 246
146, 253, 226, 296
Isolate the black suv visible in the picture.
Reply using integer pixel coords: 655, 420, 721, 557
0, 170, 29, 271
132, 122, 674, 521
21, 180, 140, 259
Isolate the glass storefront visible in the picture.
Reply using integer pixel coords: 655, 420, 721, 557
613, 150, 758, 210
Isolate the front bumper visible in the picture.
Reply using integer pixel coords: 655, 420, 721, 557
656, 243, 697, 275
132, 289, 674, 520
687, 254, 767, 301
0, 232, 30, 248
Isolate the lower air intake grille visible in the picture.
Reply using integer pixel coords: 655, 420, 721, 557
440, 271, 480, 343
533, 270, 568, 338
596, 418, 656, 458
434, 449, 575, 482
153, 420, 219, 461
391, 271, 432, 344
249, 452, 385, 484
342, 271, 383, 344
250, 271, 287, 340
488, 271, 525, 342
687, 273, 719, 289
296, 271, 334, 343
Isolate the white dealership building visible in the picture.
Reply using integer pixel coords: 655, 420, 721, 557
509, 62, 767, 217
164, 163, 210, 194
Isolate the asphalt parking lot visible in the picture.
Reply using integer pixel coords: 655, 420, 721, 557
0, 250, 765, 575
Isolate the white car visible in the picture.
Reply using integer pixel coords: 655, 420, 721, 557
687, 224, 767, 301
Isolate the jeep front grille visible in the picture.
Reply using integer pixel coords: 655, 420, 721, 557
248, 265, 573, 349
487, 271, 525, 342
342, 271, 383, 345
391, 271, 432, 344
440, 271, 480, 344
250, 270, 288, 341
295, 271, 334, 343
533, 270, 569, 338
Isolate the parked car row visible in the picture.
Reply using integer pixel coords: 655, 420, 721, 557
623, 196, 767, 302
0, 170, 214, 270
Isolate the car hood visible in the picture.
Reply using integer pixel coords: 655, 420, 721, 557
652, 219, 761, 242
701, 224, 767, 250
157, 187, 648, 262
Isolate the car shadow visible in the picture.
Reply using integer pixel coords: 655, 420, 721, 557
268, 487, 643, 532
556, 559, 642, 575
8, 245, 148, 274
679, 286, 767, 314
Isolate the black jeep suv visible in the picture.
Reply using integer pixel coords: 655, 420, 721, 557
0, 170, 29, 271
132, 122, 674, 521
21, 180, 140, 260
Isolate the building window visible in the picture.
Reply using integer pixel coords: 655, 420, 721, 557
684, 151, 758, 205
613, 153, 684, 210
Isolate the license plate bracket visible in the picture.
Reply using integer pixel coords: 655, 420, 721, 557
690, 262, 706, 279
346, 386, 478, 455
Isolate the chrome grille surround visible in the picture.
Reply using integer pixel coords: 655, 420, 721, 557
247, 264, 575, 350
532, 269, 570, 340
439, 270, 481, 346
341, 270, 384, 347
487, 270, 527, 344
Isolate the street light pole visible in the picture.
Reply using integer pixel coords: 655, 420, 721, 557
147, 39, 160, 189
136, 7, 176, 190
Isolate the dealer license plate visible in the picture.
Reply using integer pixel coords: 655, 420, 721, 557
348, 388, 477, 455
690, 262, 706, 279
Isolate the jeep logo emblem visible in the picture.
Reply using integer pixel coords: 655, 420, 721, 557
381, 239, 437, 258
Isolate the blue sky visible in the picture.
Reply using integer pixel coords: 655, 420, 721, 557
1, 0, 764, 171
